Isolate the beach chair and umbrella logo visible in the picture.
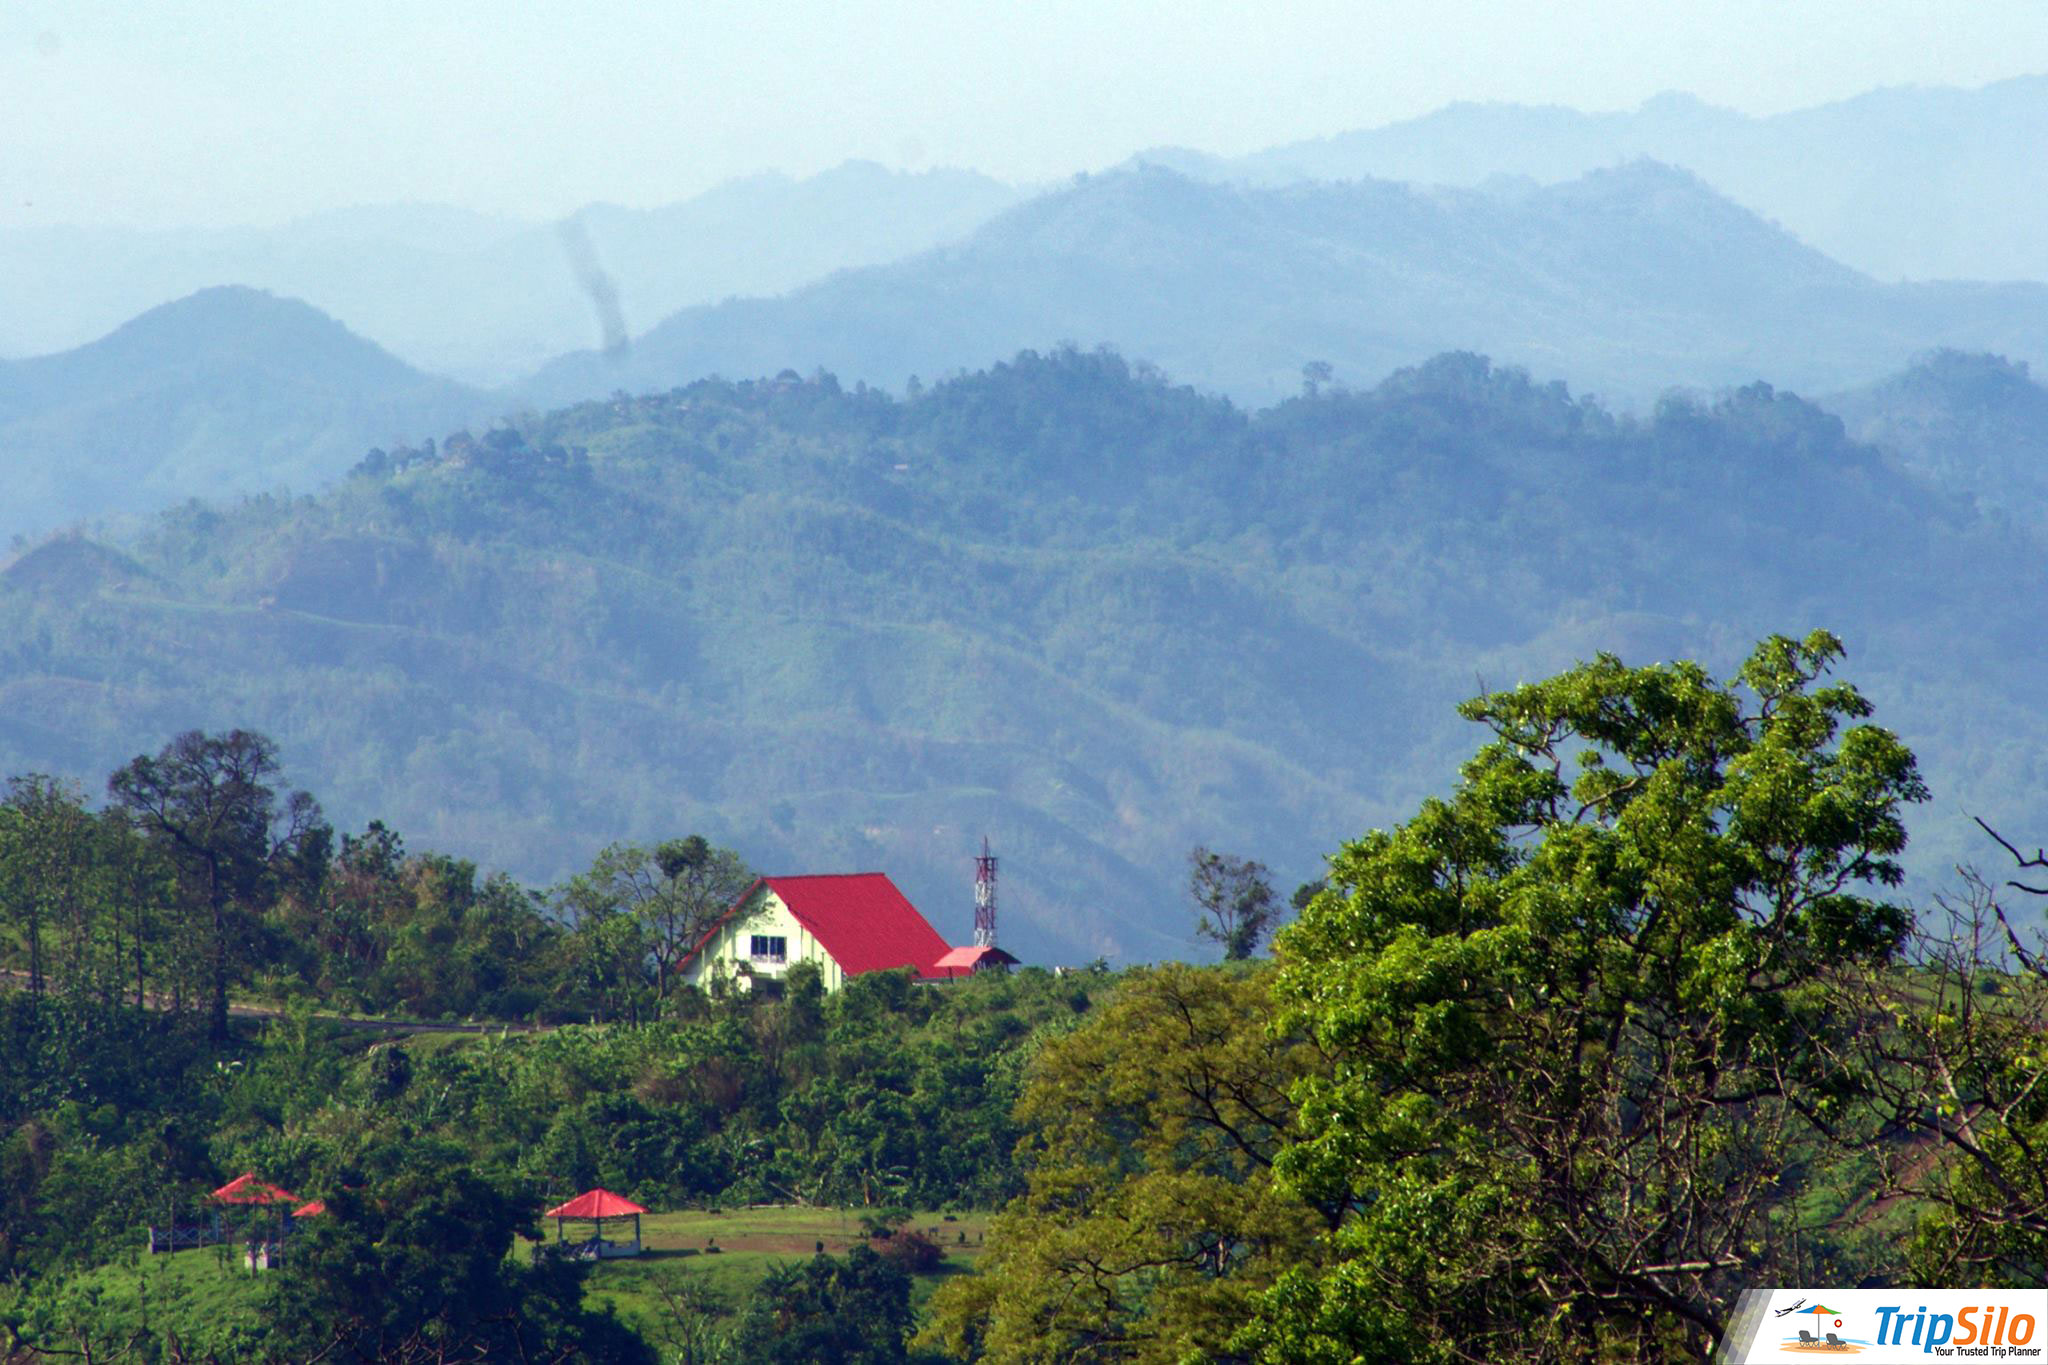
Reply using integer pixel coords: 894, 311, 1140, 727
1775, 1301, 1866, 1353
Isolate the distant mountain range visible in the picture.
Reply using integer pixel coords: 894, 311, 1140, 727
1134, 76, 2048, 285
0, 286, 484, 545
11, 156, 2048, 547
524, 161, 2048, 409
3, 349, 2044, 961
9, 74, 2048, 962
9, 75, 2047, 402
0, 163, 1022, 385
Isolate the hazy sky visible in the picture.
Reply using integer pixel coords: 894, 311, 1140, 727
6, 0, 2048, 228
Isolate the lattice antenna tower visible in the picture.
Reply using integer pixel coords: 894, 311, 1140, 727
973, 837, 998, 948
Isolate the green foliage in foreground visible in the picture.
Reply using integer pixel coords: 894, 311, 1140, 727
1257, 630, 1924, 1362
0, 962, 1104, 1359
928, 633, 2048, 1365
267, 1143, 654, 1363
921, 964, 1325, 1363
11, 632, 2048, 1363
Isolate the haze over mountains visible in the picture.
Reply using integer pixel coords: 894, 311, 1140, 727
4, 79, 2045, 544
0, 287, 485, 545
524, 161, 2048, 410
0, 163, 1021, 385
1139, 75, 2048, 284
1829, 349, 2048, 530
6, 76, 2048, 955
34, 145, 2048, 543
7, 75, 2048, 400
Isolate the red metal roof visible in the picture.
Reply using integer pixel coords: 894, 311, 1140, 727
292, 1199, 328, 1218
544, 1188, 649, 1220
211, 1172, 299, 1205
765, 873, 953, 977
678, 873, 956, 979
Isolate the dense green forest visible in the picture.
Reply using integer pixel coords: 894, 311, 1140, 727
3, 345, 2045, 962
0, 726, 1109, 1358
3, 635, 2045, 1362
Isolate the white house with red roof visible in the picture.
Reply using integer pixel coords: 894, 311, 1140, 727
676, 872, 966, 993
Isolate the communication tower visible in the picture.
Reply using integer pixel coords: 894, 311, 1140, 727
973, 837, 998, 948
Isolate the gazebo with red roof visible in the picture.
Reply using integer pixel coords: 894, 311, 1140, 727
675, 872, 959, 994
211, 1173, 301, 1271
544, 1188, 648, 1259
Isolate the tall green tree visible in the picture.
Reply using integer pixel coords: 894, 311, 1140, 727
1252, 631, 1926, 1363
922, 965, 1328, 1364
266, 1141, 653, 1363
108, 730, 326, 1042
1188, 847, 1281, 960
313, 819, 412, 986
0, 777, 96, 997
555, 836, 754, 1009
97, 809, 176, 1009
650, 836, 757, 995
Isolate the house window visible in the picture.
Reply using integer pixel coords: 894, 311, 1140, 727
749, 935, 787, 964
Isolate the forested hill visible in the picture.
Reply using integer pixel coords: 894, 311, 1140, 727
522, 162, 2048, 410
0, 285, 487, 544
2, 348, 2042, 961
1829, 349, 2048, 530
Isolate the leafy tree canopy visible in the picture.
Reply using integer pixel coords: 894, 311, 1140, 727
267, 1139, 653, 1364
1188, 847, 1281, 961
922, 964, 1327, 1364
1253, 630, 1926, 1363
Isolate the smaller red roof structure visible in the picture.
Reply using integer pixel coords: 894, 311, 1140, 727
544, 1188, 648, 1220
544, 1188, 648, 1260
211, 1172, 299, 1206
932, 945, 1020, 977
292, 1200, 328, 1218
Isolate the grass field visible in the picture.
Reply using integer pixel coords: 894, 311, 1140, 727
51, 1205, 991, 1353
44, 1244, 271, 1354
560, 1205, 992, 1341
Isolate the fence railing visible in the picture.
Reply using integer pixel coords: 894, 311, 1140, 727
146, 1216, 225, 1254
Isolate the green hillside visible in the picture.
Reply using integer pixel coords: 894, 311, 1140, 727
2, 347, 2042, 960
1829, 349, 2048, 529
0, 286, 487, 545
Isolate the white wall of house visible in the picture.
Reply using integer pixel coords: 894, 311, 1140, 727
680, 888, 847, 993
